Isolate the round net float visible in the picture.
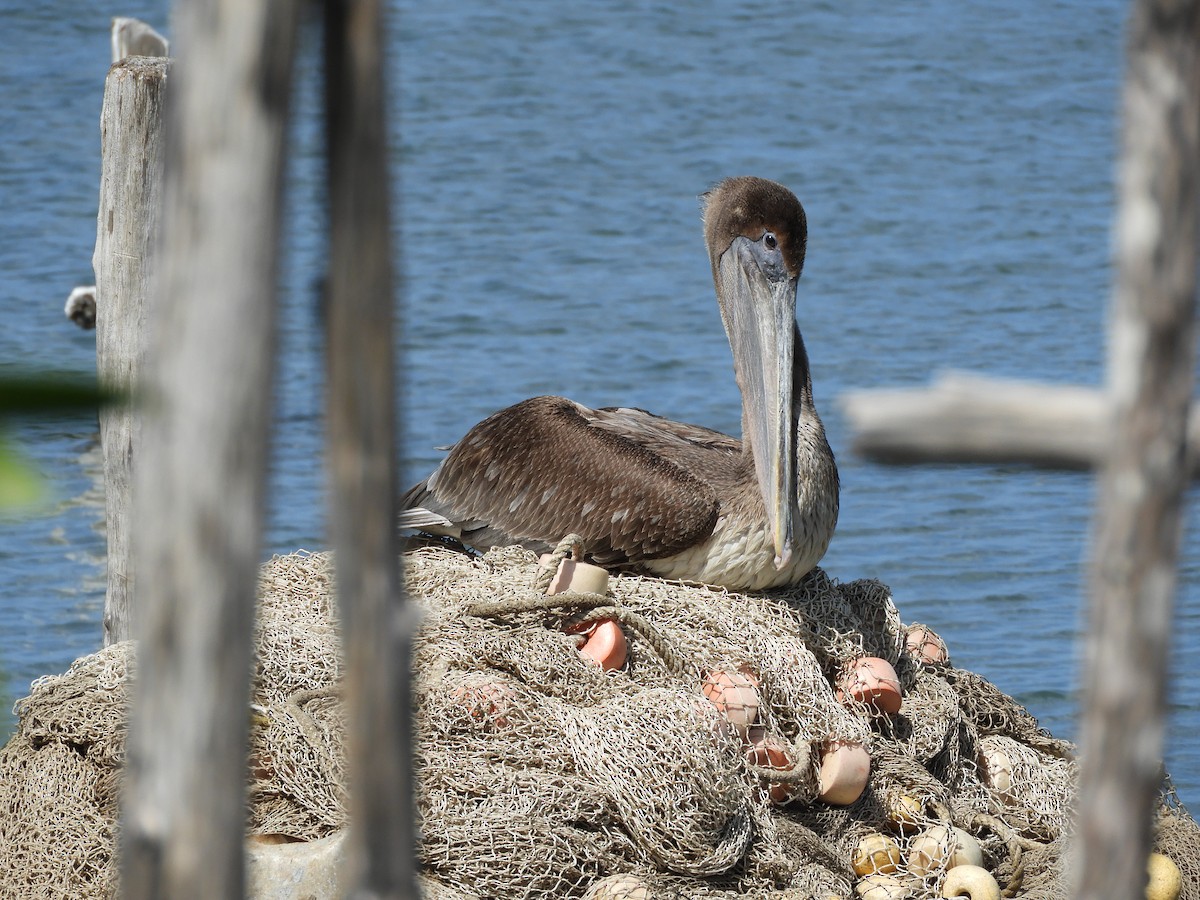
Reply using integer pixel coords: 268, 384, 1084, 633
838, 657, 903, 716
904, 625, 948, 666
817, 739, 871, 805
939, 864, 999, 900
907, 824, 982, 876
583, 873, 651, 900
539, 553, 610, 596
854, 873, 917, 899
1147, 852, 1183, 900
852, 833, 902, 877
885, 794, 927, 834
449, 678, 516, 729
701, 669, 761, 738
689, 697, 738, 747
565, 618, 627, 671
744, 727, 802, 805
976, 741, 1013, 798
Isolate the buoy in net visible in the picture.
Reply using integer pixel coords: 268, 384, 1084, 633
744, 727, 802, 805
450, 679, 516, 729
855, 873, 917, 899
940, 865, 1000, 900
817, 740, 871, 805
838, 657, 903, 715
540, 553, 610, 595
852, 833, 902, 876
701, 669, 761, 739
566, 618, 627, 671
583, 873, 651, 899
977, 740, 1014, 798
1146, 852, 1182, 900
904, 626, 948, 665
885, 794, 926, 833
908, 824, 983, 876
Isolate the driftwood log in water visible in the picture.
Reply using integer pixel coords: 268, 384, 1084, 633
841, 371, 1200, 476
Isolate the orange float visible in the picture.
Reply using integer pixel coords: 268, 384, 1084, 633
566, 618, 628, 671
744, 727, 801, 805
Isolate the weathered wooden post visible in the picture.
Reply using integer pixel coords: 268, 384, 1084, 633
118, 1, 301, 897
1075, 0, 1200, 896
324, 0, 420, 895
92, 56, 168, 646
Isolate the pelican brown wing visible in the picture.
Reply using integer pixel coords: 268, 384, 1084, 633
401, 395, 722, 565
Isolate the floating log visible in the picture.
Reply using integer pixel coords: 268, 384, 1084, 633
840, 371, 1200, 477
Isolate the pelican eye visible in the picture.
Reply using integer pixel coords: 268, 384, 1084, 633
763, 232, 778, 250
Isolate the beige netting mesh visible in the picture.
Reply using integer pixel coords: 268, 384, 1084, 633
1, 543, 1197, 899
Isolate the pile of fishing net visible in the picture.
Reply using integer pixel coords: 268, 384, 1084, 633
2, 543, 1198, 899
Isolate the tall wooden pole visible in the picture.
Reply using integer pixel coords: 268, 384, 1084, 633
93, 57, 168, 646
119, 1, 300, 897
324, 0, 419, 896
1075, 1, 1200, 897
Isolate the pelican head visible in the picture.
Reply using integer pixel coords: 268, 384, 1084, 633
703, 176, 807, 570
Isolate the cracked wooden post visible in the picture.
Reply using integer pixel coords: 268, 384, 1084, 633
1075, 1, 1200, 897
93, 56, 169, 646
118, 0, 300, 896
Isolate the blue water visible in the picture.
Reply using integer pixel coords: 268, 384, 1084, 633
3, 0, 1199, 809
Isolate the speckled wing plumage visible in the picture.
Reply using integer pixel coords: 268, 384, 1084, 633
400, 395, 725, 564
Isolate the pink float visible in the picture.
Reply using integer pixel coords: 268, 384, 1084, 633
817, 739, 871, 805
838, 656, 903, 715
701, 669, 761, 739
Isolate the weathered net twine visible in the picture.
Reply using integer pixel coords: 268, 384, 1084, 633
1, 542, 1198, 899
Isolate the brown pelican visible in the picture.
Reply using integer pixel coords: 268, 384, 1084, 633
400, 176, 839, 591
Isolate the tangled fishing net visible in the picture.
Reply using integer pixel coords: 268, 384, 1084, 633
2, 541, 1199, 899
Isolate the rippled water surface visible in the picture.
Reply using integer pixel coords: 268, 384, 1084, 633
3, 0, 1199, 806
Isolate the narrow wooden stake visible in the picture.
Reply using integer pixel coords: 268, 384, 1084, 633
119, 1, 300, 897
93, 57, 168, 646
1075, 1, 1200, 897
324, 1, 419, 896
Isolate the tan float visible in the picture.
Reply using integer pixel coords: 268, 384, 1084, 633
855, 873, 916, 899
540, 553, 610, 595
1146, 852, 1183, 900
852, 833, 902, 876
908, 825, 983, 876
886, 794, 926, 833
977, 743, 1013, 797
939, 865, 1000, 900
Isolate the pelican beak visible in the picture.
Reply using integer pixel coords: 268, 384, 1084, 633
715, 237, 797, 569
